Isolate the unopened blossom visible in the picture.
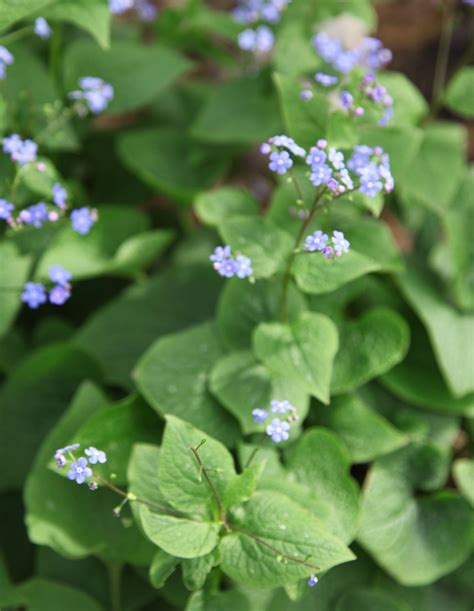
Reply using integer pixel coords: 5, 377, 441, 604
0, 46, 14, 79
52, 183, 68, 209
34, 17, 51, 39
54, 443, 80, 468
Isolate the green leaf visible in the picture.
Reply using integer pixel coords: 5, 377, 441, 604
41, 0, 110, 48
158, 415, 236, 518
0, 345, 100, 491
216, 277, 307, 351
219, 216, 293, 279
222, 463, 265, 510
182, 549, 220, 590
274, 72, 329, 149
284, 428, 360, 543
453, 459, 474, 507
195, 187, 259, 227
25, 383, 154, 563
381, 322, 474, 417
36, 206, 172, 281
444, 66, 474, 118
274, 21, 320, 78
133, 322, 239, 445
398, 266, 474, 397
149, 549, 179, 589
0, 241, 30, 339
293, 211, 402, 295
220, 491, 355, 587
64, 40, 191, 113
117, 127, 229, 204
378, 72, 428, 125
335, 588, 411, 611
315, 395, 408, 463
76, 264, 222, 387
72, 395, 162, 484
253, 312, 339, 404
187, 589, 251, 611
357, 446, 474, 585
140, 509, 220, 558
191, 76, 281, 145
0, 0, 54, 31
16, 578, 103, 611
331, 308, 410, 394
209, 350, 309, 435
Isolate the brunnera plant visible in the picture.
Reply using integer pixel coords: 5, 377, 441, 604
0, 0, 473, 610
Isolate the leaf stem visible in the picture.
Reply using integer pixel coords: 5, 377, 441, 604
190, 444, 229, 528
108, 562, 122, 611
279, 187, 326, 322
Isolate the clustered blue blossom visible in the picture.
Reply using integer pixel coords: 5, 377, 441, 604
69, 77, 114, 114
347, 145, 394, 196
312, 32, 392, 74
339, 72, 393, 126
315, 72, 338, 87
210, 245, 253, 279
260, 135, 306, 175
0, 46, 14, 79
233, 0, 290, 25
34, 17, 52, 40
54, 443, 107, 485
109, 0, 158, 22
252, 399, 298, 443
71, 207, 98, 234
21, 265, 73, 309
306, 139, 353, 193
238, 25, 274, 54
305, 228, 352, 259
2, 134, 38, 166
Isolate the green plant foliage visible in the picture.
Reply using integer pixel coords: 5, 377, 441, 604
444, 66, 474, 118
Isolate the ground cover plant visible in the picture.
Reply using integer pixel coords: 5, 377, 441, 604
0, 0, 473, 609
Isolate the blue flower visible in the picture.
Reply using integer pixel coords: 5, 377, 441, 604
328, 147, 345, 170
67, 457, 93, 484
315, 72, 338, 87
217, 258, 238, 278
300, 89, 313, 101
54, 443, 80, 468
71, 207, 96, 234
34, 17, 51, 39
136, 0, 159, 21
0, 46, 14, 79
252, 408, 268, 424
69, 77, 114, 114
21, 282, 47, 309
49, 265, 72, 286
322, 245, 334, 259
109, 0, 134, 13
49, 285, 71, 306
52, 183, 68, 209
312, 31, 391, 74
266, 418, 290, 443
332, 231, 350, 256
359, 163, 383, 197
309, 163, 332, 187
340, 90, 353, 109
306, 147, 327, 168
308, 575, 318, 587
269, 135, 306, 157
3, 135, 38, 166
20, 203, 49, 228
210, 245, 232, 264
85, 447, 107, 464
269, 150, 293, 175
235, 255, 253, 278
304, 230, 328, 252
238, 25, 274, 54
270, 400, 294, 414
0, 199, 14, 221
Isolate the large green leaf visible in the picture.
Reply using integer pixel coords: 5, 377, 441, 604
216, 277, 307, 350
453, 459, 474, 507
118, 127, 229, 204
140, 509, 220, 558
0, 344, 100, 492
378, 72, 428, 125
315, 395, 408, 463
253, 312, 339, 404
192, 76, 281, 145
41, 0, 110, 48
194, 186, 259, 228
158, 415, 236, 518
358, 446, 474, 585
15, 578, 103, 611
0, 0, 54, 31
25, 383, 154, 563
75, 264, 222, 387
0, 241, 30, 339
182, 549, 220, 590
335, 588, 411, 611
220, 491, 354, 587
444, 66, 474, 118
398, 266, 474, 397
133, 322, 239, 445
64, 40, 191, 113
219, 216, 293, 279
331, 308, 410, 394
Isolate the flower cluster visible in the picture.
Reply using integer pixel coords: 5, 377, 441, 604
306, 139, 353, 192
2, 134, 37, 166
0, 46, 13, 79
315, 72, 338, 87
304, 229, 350, 259
54, 443, 107, 485
233, 0, 290, 24
21, 265, 73, 309
312, 32, 392, 74
340, 72, 393, 126
69, 77, 114, 114
347, 145, 394, 196
210, 246, 253, 279
252, 400, 299, 443
238, 26, 274, 54
260, 135, 306, 175
34, 17, 51, 39
109, 0, 158, 22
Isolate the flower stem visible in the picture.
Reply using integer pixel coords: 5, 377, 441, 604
108, 563, 122, 611
428, 1, 456, 120
0, 26, 34, 45
190, 443, 229, 529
